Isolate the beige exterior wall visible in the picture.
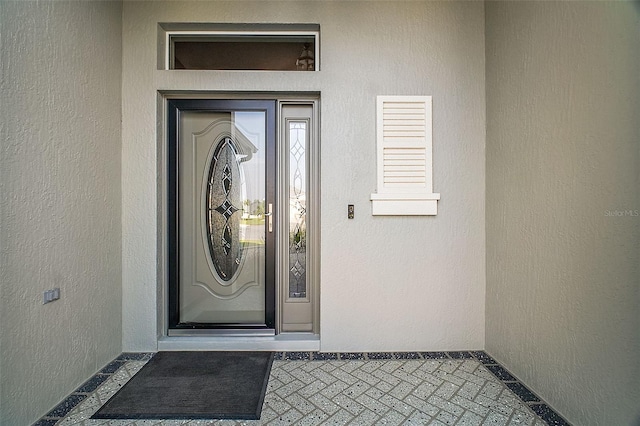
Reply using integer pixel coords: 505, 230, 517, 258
485, 2, 640, 425
0, 1, 123, 425
121, 1, 487, 352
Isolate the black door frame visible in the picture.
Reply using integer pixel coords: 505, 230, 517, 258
167, 99, 277, 331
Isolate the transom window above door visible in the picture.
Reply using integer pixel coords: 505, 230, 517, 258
159, 23, 319, 71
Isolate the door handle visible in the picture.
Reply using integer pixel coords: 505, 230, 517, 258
265, 203, 273, 233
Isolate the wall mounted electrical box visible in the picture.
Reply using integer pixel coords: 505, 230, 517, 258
43, 288, 60, 304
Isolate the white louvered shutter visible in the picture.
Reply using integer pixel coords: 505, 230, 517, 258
371, 96, 440, 215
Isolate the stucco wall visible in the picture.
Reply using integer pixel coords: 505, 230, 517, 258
0, 1, 123, 424
485, 2, 640, 425
122, 1, 486, 351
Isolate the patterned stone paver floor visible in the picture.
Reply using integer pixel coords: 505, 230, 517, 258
35, 352, 569, 426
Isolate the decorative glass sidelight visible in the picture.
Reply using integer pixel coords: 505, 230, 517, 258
288, 121, 307, 298
206, 136, 244, 282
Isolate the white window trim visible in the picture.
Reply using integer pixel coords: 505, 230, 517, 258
159, 23, 320, 71
370, 95, 440, 215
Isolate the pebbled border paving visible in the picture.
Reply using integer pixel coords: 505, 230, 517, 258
33, 353, 154, 426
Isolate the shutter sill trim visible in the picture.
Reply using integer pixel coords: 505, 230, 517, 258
370, 194, 440, 216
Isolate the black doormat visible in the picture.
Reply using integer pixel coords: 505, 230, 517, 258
92, 351, 274, 420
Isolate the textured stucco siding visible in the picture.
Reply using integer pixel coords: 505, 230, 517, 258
485, 2, 640, 425
0, 2, 123, 424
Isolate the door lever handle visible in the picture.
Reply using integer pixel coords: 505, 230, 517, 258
265, 203, 273, 233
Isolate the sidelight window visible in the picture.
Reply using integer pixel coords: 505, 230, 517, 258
288, 121, 308, 298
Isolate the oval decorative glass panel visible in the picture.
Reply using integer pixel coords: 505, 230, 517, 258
206, 136, 244, 282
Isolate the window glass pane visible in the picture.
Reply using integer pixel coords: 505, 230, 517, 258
289, 121, 307, 298
179, 110, 268, 324
172, 36, 315, 71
